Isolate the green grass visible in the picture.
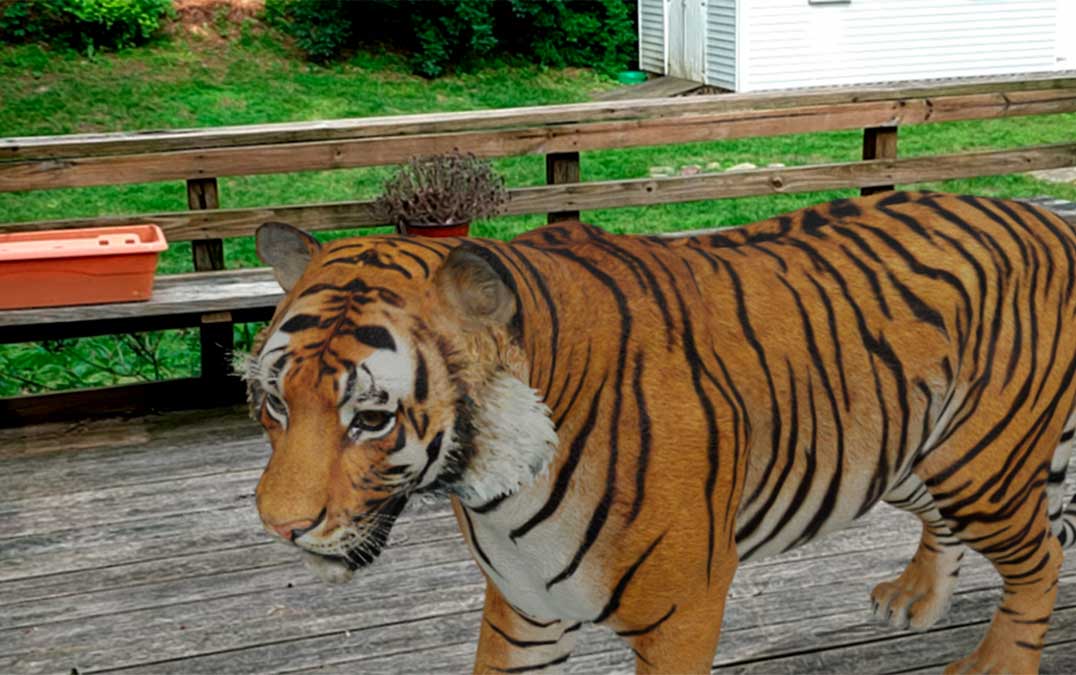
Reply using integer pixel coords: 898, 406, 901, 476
2, 27, 1075, 396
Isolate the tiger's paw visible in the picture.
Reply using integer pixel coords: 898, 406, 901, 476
870, 567, 955, 632
942, 645, 1040, 675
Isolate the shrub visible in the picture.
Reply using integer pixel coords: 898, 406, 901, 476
263, 0, 356, 63
0, 0, 173, 50
498, 0, 636, 76
265, 0, 638, 77
407, 0, 498, 77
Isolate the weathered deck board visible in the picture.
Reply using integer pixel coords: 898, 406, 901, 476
2, 408, 1075, 674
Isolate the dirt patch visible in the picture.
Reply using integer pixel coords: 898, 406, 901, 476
173, 0, 264, 25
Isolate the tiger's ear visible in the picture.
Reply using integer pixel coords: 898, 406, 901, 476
256, 222, 321, 292
434, 246, 517, 330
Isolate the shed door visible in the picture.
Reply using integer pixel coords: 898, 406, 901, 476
668, 0, 705, 82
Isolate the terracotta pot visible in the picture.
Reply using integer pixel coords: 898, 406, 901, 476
399, 221, 471, 238
0, 224, 167, 310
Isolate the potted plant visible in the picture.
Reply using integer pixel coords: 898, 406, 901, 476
374, 152, 508, 237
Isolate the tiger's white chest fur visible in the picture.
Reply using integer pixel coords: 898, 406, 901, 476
463, 490, 607, 621
452, 372, 604, 621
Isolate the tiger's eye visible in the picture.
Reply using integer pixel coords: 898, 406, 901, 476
353, 409, 393, 432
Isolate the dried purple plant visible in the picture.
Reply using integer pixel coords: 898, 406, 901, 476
374, 152, 508, 230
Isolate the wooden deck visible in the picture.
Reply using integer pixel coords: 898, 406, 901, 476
3, 408, 1076, 674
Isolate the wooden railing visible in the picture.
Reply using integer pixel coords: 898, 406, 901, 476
2, 71, 1075, 422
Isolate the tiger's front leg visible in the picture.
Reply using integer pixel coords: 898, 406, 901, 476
616, 548, 738, 673
473, 579, 580, 674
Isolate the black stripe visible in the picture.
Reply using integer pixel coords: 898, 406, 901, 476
508, 604, 559, 628
930, 227, 989, 372
502, 245, 561, 397
858, 222, 972, 345
470, 493, 510, 514
958, 195, 1031, 269
886, 271, 948, 337
511, 379, 606, 541
590, 237, 676, 349
829, 198, 862, 219
615, 604, 677, 638
1003, 278, 1023, 387
593, 533, 665, 624
858, 354, 891, 517
354, 325, 396, 351
414, 351, 428, 403
485, 620, 558, 648
387, 425, 406, 454
489, 653, 571, 673
397, 249, 430, 278
627, 350, 652, 525
805, 275, 851, 412
801, 208, 829, 232
835, 241, 892, 319
657, 254, 722, 582
463, 508, 498, 576
723, 257, 782, 513
397, 236, 449, 259
738, 359, 800, 559
550, 344, 592, 428
280, 314, 321, 333
413, 432, 444, 487
1015, 199, 1076, 303
322, 249, 413, 279
772, 373, 819, 555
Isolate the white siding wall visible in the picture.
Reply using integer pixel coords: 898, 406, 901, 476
739, 0, 1058, 92
1059, 1, 1076, 70
639, 0, 667, 74
706, 0, 737, 89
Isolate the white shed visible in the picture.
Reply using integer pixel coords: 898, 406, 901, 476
639, 0, 1070, 93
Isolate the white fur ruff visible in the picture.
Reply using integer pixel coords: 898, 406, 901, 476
453, 372, 558, 505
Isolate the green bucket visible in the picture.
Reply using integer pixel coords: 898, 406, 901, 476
617, 70, 647, 85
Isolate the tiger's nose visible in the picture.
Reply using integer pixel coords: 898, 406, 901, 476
270, 518, 318, 542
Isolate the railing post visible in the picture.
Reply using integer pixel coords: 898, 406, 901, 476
545, 152, 580, 223
186, 177, 235, 389
861, 126, 898, 195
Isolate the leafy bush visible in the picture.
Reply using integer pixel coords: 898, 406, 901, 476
264, 0, 637, 77
263, 0, 356, 63
0, 0, 173, 51
498, 1, 636, 76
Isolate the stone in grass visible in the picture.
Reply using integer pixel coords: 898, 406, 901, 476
705, 162, 722, 172
649, 165, 675, 178
726, 162, 758, 172
1027, 167, 1076, 184
680, 164, 702, 176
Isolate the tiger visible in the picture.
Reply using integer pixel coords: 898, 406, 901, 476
246, 190, 1076, 674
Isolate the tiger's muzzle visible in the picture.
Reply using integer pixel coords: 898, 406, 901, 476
290, 495, 410, 576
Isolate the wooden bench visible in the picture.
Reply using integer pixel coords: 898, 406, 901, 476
2, 72, 1075, 426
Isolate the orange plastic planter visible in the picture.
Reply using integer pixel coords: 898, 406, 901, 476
0, 225, 168, 310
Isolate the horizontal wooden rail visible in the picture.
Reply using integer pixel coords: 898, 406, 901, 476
3, 72, 1072, 161
2, 87, 1075, 193
0, 378, 246, 428
5, 142, 1074, 240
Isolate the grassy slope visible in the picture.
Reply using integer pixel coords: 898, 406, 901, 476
1, 27, 1074, 394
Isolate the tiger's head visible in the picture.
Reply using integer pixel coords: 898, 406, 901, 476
245, 222, 558, 584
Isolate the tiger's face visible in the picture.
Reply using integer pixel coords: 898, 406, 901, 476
247, 223, 557, 584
